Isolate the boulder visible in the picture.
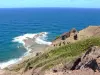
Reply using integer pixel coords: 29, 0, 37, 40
61, 28, 78, 40
61, 32, 70, 40
70, 28, 77, 33
71, 46, 100, 72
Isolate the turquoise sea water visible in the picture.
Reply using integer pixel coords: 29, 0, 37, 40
0, 8, 100, 65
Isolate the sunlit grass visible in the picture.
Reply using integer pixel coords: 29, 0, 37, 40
10, 37, 100, 72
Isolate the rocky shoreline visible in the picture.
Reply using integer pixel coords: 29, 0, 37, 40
1, 26, 100, 75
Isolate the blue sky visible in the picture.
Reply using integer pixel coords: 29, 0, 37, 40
0, 0, 100, 8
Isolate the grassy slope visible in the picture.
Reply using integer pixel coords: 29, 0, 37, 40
10, 37, 100, 72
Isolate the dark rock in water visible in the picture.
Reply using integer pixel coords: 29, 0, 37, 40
71, 46, 100, 72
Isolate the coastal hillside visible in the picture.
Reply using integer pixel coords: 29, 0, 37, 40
52, 26, 100, 47
1, 26, 100, 75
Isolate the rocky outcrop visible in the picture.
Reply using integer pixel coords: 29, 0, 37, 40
57, 28, 78, 41
52, 28, 78, 47
44, 46, 100, 75
71, 46, 100, 72
52, 26, 100, 47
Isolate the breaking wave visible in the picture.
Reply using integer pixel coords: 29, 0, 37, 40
0, 32, 52, 69
0, 58, 22, 69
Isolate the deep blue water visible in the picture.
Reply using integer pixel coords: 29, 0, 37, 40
0, 8, 100, 62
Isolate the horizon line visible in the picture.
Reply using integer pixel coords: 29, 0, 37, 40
0, 7, 100, 9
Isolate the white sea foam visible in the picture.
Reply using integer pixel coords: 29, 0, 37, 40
0, 58, 22, 69
0, 32, 52, 69
12, 32, 52, 46
12, 32, 52, 52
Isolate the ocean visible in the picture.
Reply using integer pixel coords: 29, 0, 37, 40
0, 8, 100, 68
